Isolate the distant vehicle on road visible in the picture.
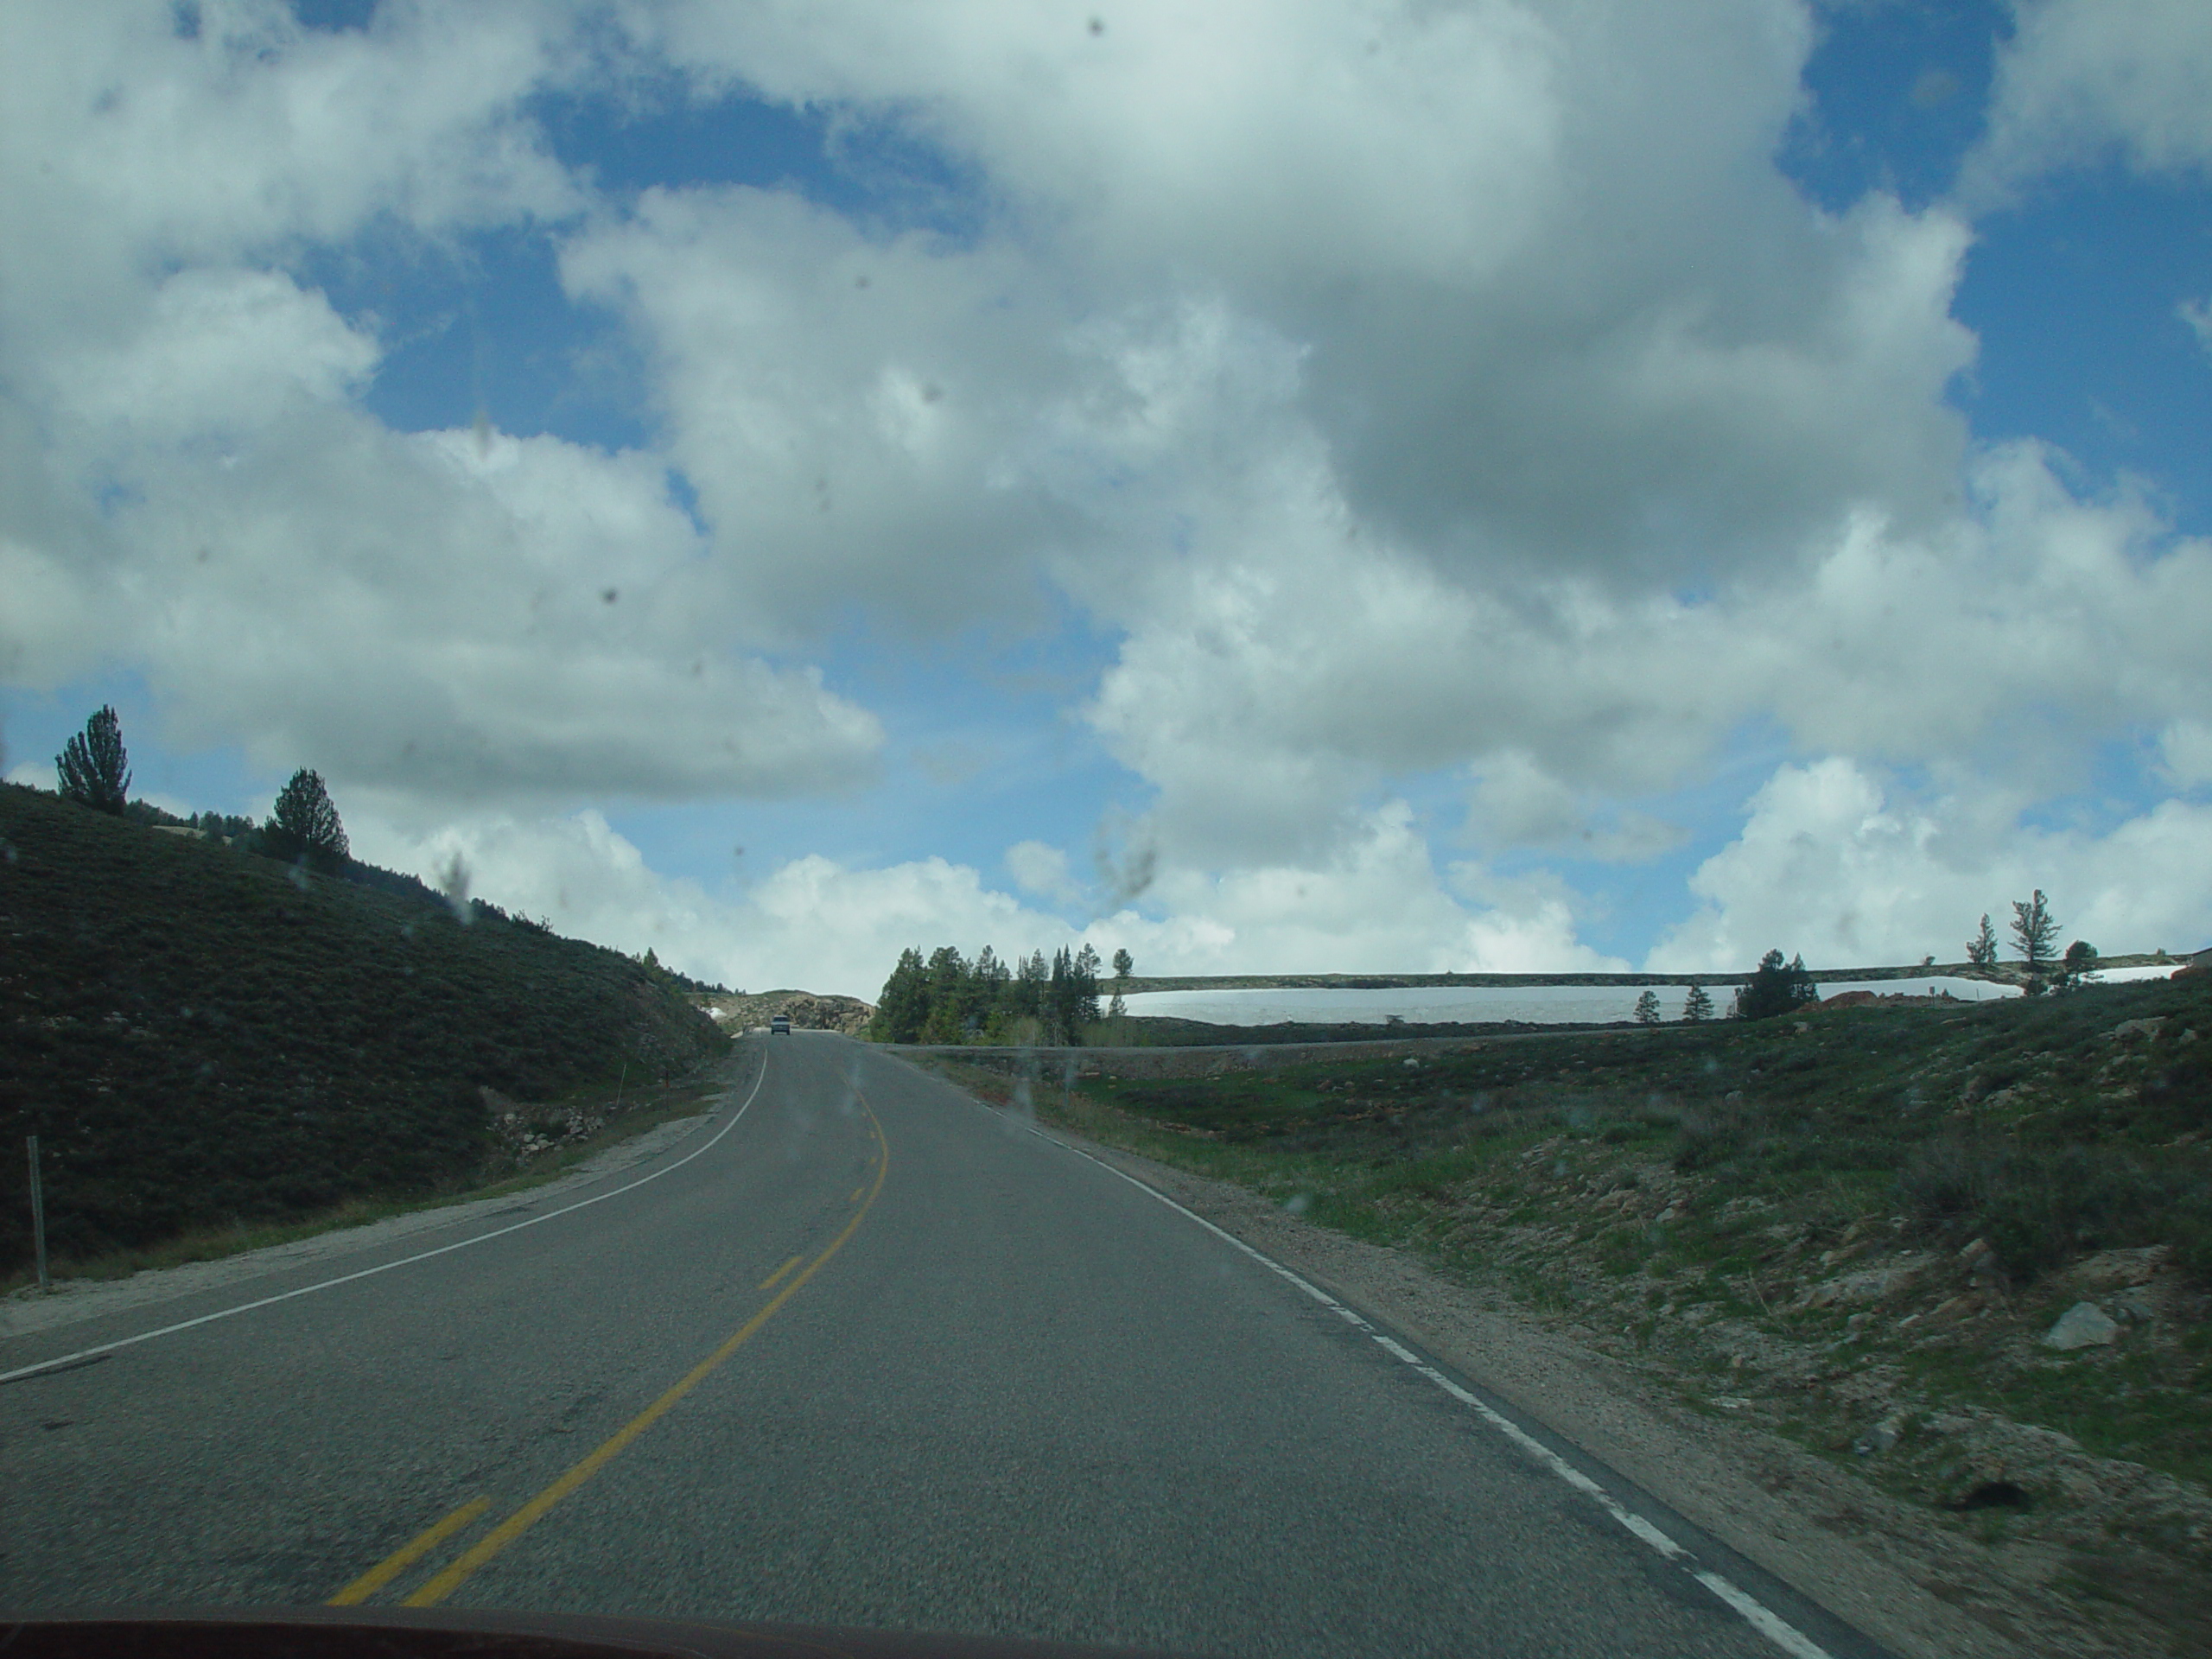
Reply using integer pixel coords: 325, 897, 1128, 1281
770, 1014, 791, 1036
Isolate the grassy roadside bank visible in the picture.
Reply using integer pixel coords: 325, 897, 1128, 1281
915, 974, 2212, 1649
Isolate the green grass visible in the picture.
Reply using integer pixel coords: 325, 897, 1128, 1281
1904, 1326, 2212, 1484
0, 783, 728, 1270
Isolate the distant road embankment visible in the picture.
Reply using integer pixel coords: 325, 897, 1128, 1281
1115, 954, 2182, 995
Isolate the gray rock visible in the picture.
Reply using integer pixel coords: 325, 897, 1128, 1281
2110, 1287, 2158, 1325
1802, 1255, 1931, 1309
2041, 1300, 2121, 1351
2066, 1243, 2171, 1291
1853, 1414, 1904, 1456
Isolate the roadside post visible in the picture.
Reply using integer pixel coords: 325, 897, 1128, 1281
26, 1135, 48, 1292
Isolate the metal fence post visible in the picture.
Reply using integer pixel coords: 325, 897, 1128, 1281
26, 1135, 48, 1293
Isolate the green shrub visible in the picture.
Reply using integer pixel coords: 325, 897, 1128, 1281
1898, 1137, 2211, 1275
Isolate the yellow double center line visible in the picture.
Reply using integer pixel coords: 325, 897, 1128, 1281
332, 1098, 889, 1609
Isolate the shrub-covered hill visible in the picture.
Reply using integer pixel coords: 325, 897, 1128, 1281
1065, 972, 2212, 1280
0, 784, 727, 1268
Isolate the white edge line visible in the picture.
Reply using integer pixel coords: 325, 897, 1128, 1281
1696, 1573, 1838, 1659
1, 1047, 772, 1386
970, 1094, 1839, 1659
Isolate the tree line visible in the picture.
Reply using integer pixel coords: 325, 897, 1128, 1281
1630, 949, 1819, 1026
45, 707, 730, 993
45, 704, 540, 931
1624, 895, 2104, 1030
1964, 891, 2098, 993
868, 943, 1135, 1046
54, 704, 351, 869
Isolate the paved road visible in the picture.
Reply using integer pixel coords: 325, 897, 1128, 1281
2, 1035, 1879, 1657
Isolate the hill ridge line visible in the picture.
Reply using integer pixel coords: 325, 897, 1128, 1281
1115, 953, 2184, 995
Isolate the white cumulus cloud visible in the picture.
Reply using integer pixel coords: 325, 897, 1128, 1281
1967, 0, 2212, 198
5, 3, 2210, 984
1651, 758, 2212, 970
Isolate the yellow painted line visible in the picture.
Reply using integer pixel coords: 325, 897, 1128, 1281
402, 1097, 892, 1608
849, 1184, 865, 1203
327, 1496, 490, 1605
758, 1254, 801, 1292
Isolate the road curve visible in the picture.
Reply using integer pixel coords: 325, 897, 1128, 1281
1, 1034, 1885, 1659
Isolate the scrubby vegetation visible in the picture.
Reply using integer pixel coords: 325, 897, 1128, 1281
1729, 948, 1817, 1020
1045, 982, 2210, 1287
0, 782, 727, 1273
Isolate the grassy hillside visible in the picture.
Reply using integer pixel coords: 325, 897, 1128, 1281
0, 784, 727, 1270
1069, 977, 2212, 1284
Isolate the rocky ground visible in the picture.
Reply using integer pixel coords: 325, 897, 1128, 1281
1424, 1135, 2212, 1655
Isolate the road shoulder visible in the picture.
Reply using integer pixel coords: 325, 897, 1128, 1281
1052, 1128, 2109, 1659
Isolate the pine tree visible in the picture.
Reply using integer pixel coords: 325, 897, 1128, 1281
1633, 989, 1661, 1026
1681, 984, 1714, 1023
264, 768, 349, 869
919, 945, 971, 1043
56, 705, 131, 814
871, 948, 930, 1042
1732, 950, 1817, 1020
1013, 950, 1048, 1024
1046, 946, 1072, 1044
2010, 891, 2058, 972
1073, 943, 1103, 1027
1965, 913, 1998, 966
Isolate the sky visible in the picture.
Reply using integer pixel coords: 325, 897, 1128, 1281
4, 0, 2212, 999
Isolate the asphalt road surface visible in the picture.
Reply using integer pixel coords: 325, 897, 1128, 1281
2, 1034, 1884, 1658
